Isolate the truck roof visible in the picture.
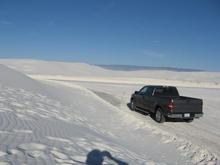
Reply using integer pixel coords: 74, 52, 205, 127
144, 85, 176, 88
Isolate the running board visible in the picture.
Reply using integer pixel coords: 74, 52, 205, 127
135, 107, 149, 114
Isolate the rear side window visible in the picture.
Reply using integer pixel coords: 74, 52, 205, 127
154, 87, 179, 97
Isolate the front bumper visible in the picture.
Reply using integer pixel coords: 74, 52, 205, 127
167, 113, 203, 119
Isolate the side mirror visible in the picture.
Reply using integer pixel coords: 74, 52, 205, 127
134, 91, 139, 94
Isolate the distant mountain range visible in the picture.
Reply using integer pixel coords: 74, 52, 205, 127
96, 65, 204, 72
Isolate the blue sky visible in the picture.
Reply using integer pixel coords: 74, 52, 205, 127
0, 0, 220, 71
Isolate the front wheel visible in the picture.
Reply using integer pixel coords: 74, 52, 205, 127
155, 108, 166, 123
130, 100, 136, 111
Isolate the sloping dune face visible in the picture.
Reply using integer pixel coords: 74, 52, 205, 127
0, 64, 193, 164
0, 65, 134, 164
0, 59, 109, 76
0, 64, 45, 92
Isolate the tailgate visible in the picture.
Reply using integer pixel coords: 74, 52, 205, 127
172, 97, 203, 114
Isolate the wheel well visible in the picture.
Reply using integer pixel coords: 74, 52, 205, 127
154, 105, 161, 113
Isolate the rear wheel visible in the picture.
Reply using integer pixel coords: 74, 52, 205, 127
155, 108, 165, 123
130, 100, 136, 111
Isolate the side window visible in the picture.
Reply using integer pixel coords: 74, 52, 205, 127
154, 88, 164, 96
153, 87, 179, 96
139, 87, 148, 95
145, 87, 153, 96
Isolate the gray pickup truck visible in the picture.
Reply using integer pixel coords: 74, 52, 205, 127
130, 85, 203, 123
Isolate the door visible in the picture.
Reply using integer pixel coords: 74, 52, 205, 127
142, 87, 155, 112
136, 86, 148, 108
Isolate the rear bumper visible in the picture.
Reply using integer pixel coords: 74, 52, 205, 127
167, 113, 203, 119
194, 113, 203, 118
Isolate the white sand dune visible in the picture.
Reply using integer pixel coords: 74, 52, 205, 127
0, 59, 219, 165
0, 59, 220, 87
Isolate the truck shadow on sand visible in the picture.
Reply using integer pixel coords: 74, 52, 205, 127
127, 103, 188, 123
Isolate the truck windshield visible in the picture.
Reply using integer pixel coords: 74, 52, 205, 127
154, 87, 179, 97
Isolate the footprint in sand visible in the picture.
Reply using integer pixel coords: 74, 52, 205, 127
50, 150, 68, 160
50, 148, 75, 164
46, 136, 72, 144
7, 149, 23, 156
11, 102, 24, 108
17, 143, 47, 158
13, 129, 33, 134
0, 151, 6, 157
0, 162, 10, 165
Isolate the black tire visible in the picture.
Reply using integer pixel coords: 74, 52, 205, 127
184, 118, 194, 123
130, 100, 136, 111
155, 108, 166, 123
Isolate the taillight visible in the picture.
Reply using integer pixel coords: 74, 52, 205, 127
168, 100, 176, 111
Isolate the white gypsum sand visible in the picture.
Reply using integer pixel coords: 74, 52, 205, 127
0, 59, 219, 165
